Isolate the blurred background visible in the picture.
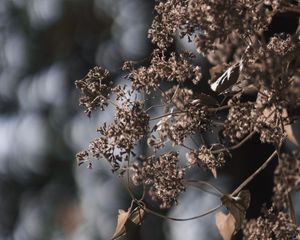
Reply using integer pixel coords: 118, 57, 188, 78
0, 0, 154, 239
0, 1, 299, 240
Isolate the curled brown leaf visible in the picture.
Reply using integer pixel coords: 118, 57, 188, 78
112, 206, 145, 240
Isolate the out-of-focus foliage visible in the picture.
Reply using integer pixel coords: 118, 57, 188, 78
0, 0, 153, 239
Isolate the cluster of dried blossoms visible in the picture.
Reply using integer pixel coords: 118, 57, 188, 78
132, 152, 185, 208
76, 0, 300, 238
273, 150, 300, 209
243, 204, 300, 239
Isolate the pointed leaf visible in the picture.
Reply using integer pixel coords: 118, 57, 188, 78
112, 206, 145, 240
112, 209, 131, 240
215, 211, 236, 240
210, 63, 240, 93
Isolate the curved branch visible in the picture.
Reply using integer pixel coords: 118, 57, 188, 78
137, 201, 222, 221
183, 179, 224, 197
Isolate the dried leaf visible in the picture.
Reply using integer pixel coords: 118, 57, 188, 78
215, 190, 250, 240
127, 206, 145, 226
112, 206, 145, 240
112, 209, 130, 240
284, 123, 299, 146
215, 211, 236, 240
221, 190, 251, 231
211, 167, 218, 178
210, 63, 240, 93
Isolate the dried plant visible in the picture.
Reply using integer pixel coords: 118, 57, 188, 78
75, 1, 300, 239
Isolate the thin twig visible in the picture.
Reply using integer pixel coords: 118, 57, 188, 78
228, 131, 256, 151
207, 105, 230, 112
122, 169, 223, 221
92, 95, 118, 107
139, 185, 146, 202
231, 150, 278, 196
190, 135, 200, 149
170, 84, 180, 103
280, 6, 300, 14
183, 179, 224, 197
150, 111, 186, 121
212, 131, 256, 154
212, 121, 225, 127
156, 86, 169, 101
146, 104, 165, 112
287, 193, 297, 225
180, 143, 194, 151
124, 151, 136, 201
137, 201, 223, 221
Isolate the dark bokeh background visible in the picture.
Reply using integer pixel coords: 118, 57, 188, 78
0, 1, 299, 240
0, 0, 154, 239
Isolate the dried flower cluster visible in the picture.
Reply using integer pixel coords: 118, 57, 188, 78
124, 50, 202, 92
77, 100, 149, 171
273, 150, 300, 208
243, 205, 300, 239
186, 146, 225, 177
223, 102, 256, 143
75, 66, 111, 117
76, 0, 300, 239
106, 101, 149, 150
149, 0, 281, 53
132, 152, 185, 208
147, 87, 214, 148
